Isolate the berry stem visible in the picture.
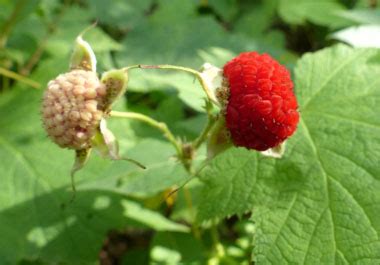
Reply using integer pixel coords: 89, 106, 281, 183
192, 101, 216, 149
123, 64, 219, 105
109, 110, 182, 157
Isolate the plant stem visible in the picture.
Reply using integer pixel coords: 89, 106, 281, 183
183, 187, 201, 239
193, 117, 216, 149
192, 101, 216, 149
109, 110, 182, 157
123, 64, 219, 105
20, 0, 71, 75
0, 67, 41, 89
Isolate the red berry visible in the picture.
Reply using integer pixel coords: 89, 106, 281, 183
222, 52, 299, 151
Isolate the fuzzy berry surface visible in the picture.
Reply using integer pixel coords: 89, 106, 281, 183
41, 70, 106, 150
223, 52, 299, 151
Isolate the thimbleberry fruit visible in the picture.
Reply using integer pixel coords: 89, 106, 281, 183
220, 52, 299, 151
41, 69, 107, 150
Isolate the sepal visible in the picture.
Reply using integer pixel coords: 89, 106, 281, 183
260, 142, 286, 159
70, 32, 97, 72
92, 119, 145, 168
199, 63, 223, 104
99, 69, 129, 111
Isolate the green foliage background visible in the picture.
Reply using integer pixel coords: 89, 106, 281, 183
1, 0, 380, 264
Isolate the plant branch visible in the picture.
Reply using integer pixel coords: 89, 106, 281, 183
109, 110, 182, 157
192, 101, 216, 149
123, 64, 219, 105
20, 0, 71, 75
0, 67, 41, 89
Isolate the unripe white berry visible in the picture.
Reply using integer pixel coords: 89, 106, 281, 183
41, 69, 106, 150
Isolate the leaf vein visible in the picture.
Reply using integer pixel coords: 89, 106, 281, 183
302, 49, 368, 110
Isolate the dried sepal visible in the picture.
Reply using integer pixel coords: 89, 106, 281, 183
99, 69, 129, 111
70, 34, 97, 72
92, 119, 145, 169
260, 142, 286, 158
70, 148, 91, 201
199, 62, 223, 105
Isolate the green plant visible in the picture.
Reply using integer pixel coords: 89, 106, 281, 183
1, 1, 380, 264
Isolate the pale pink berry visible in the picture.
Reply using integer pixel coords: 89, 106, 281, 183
41, 69, 106, 150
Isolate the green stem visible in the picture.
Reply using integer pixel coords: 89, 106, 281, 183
183, 187, 201, 239
193, 102, 216, 149
109, 110, 182, 157
2, 76, 10, 91
193, 117, 215, 149
20, 0, 71, 75
0, 67, 41, 89
123, 64, 219, 105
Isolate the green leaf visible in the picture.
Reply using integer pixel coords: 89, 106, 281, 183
79, 139, 189, 198
122, 200, 189, 232
278, 0, 348, 27
115, 0, 286, 111
0, 87, 131, 264
197, 45, 380, 263
207, 0, 239, 21
150, 232, 206, 264
0, 58, 188, 264
87, 0, 152, 28
45, 7, 121, 60
335, 9, 380, 25
234, 0, 279, 37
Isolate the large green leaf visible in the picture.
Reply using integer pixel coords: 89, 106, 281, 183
197, 45, 380, 263
115, 0, 287, 112
0, 61, 189, 264
87, 0, 152, 28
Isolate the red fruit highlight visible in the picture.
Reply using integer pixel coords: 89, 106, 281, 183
223, 52, 299, 151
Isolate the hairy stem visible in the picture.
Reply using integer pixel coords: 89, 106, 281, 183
123, 64, 219, 105
192, 101, 216, 149
109, 110, 182, 157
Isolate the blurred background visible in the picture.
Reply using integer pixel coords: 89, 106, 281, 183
0, 0, 379, 264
